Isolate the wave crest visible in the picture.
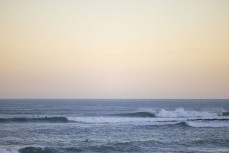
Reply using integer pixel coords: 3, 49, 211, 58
113, 112, 155, 118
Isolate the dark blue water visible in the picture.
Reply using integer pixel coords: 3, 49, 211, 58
0, 99, 229, 153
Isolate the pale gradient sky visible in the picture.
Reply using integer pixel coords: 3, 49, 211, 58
0, 0, 229, 99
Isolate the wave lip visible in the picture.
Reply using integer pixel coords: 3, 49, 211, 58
0, 117, 69, 123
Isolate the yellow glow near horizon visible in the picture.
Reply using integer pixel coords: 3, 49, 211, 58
0, 0, 229, 98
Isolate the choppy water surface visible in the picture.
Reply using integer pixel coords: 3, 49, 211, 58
0, 99, 229, 153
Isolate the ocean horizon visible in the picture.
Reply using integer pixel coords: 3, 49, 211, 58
0, 99, 229, 153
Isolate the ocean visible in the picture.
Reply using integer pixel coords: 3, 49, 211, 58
0, 99, 229, 153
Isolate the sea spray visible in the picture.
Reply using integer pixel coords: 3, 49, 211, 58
156, 108, 218, 118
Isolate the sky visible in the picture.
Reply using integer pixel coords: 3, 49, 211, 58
0, 0, 229, 99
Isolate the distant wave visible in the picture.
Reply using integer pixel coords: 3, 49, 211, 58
18, 147, 82, 153
1, 108, 229, 128
15, 140, 155, 153
111, 108, 227, 118
187, 118, 229, 121
112, 112, 155, 118
145, 121, 229, 128
3, 145, 140, 153
0, 117, 69, 123
67, 108, 229, 128
67, 116, 229, 127
0, 147, 82, 153
3, 136, 229, 153
67, 108, 229, 124
1, 116, 228, 128
118, 108, 226, 119
0, 144, 143, 153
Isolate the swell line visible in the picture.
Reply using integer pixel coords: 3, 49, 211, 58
0, 117, 69, 123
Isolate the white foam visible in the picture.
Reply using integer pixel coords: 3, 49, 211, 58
68, 116, 153, 123
186, 121, 229, 128
67, 116, 185, 126
156, 108, 218, 118
0, 148, 19, 153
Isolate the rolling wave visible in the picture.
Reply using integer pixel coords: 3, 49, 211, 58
18, 147, 82, 153
1, 116, 227, 128
0, 117, 69, 123
0, 147, 81, 153
112, 108, 225, 118
67, 116, 229, 127
112, 111, 155, 118
173, 121, 229, 128
185, 121, 229, 128
3, 136, 229, 153
221, 112, 229, 116
1, 108, 229, 128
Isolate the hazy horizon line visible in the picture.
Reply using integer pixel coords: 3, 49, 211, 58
0, 98, 228, 100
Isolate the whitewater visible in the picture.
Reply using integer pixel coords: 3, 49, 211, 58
0, 99, 229, 153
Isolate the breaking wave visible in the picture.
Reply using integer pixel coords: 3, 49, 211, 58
67, 116, 229, 127
67, 108, 229, 128
1, 108, 228, 128
155, 108, 218, 118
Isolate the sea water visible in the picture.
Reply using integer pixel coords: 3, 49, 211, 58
0, 99, 229, 153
